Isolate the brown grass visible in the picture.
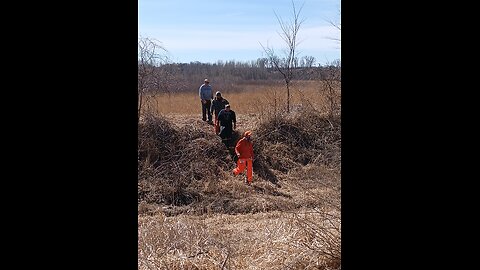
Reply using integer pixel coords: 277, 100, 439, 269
145, 80, 340, 117
138, 209, 340, 270
138, 79, 341, 269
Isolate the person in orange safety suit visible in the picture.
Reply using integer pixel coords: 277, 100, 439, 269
233, 130, 254, 185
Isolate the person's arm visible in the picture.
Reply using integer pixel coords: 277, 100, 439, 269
233, 111, 236, 129
217, 110, 223, 123
199, 85, 203, 101
235, 140, 242, 158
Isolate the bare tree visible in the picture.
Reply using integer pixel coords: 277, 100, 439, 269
322, 59, 341, 119
325, 4, 341, 45
138, 36, 169, 122
260, 0, 305, 113
322, 4, 341, 120
300, 55, 316, 68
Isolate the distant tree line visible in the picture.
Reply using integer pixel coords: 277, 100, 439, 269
138, 58, 341, 94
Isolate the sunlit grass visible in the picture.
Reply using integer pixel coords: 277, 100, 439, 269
143, 80, 340, 116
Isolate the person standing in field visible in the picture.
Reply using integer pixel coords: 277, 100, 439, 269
233, 130, 254, 185
198, 78, 213, 123
217, 104, 236, 144
211, 91, 229, 134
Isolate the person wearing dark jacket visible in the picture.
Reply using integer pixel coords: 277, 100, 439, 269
211, 91, 229, 134
217, 104, 236, 143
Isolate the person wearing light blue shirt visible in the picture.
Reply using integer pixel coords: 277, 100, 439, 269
198, 78, 213, 123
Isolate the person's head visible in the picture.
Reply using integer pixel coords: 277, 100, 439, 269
216, 91, 222, 98
225, 104, 231, 111
244, 130, 252, 141
204, 78, 209, 84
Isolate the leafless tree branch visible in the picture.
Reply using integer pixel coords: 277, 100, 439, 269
260, 0, 305, 114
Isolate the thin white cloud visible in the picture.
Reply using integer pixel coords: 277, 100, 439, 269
299, 25, 341, 50
139, 24, 339, 52
138, 0, 341, 63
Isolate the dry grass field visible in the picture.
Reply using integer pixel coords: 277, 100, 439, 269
142, 80, 339, 117
138, 80, 341, 269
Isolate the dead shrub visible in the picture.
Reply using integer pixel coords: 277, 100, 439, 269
253, 107, 341, 178
138, 114, 180, 168
291, 207, 341, 269
138, 108, 341, 215
138, 115, 231, 206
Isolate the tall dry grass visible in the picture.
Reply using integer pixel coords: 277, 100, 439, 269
138, 209, 340, 270
144, 80, 340, 118
138, 79, 341, 269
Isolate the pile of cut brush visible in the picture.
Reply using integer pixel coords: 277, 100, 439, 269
138, 108, 341, 211
253, 108, 341, 179
138, 114, 237, 206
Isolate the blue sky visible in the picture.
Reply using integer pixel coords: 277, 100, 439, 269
138, 0, 340, 65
